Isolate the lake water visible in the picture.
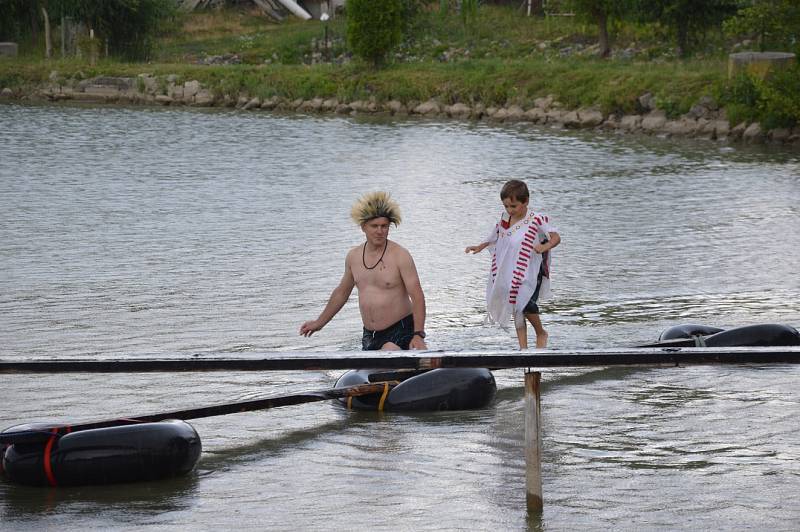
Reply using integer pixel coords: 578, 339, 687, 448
1, 103, 799, 530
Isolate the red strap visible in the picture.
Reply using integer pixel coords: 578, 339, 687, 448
43, 429, 59, 487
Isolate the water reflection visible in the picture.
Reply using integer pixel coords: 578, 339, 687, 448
1, 474, 199, 522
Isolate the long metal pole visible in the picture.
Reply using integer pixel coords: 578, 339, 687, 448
0, 382, 392, 445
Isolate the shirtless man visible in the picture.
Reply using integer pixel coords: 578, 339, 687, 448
299, 191, 427, 350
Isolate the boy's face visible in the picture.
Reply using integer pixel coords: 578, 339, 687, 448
502, 196, 529, 219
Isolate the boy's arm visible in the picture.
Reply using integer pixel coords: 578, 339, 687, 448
547, 232, 561, 250
465, 242, 490, 254
534, 231, 561, 254
466, 220, 500, 254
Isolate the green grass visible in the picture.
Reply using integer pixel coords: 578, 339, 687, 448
0, 5, 789, 124
0, 53, 726, 117
150, 7, 350, 65
157, 16, 346, 65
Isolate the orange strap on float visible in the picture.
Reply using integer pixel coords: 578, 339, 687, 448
377, 381, 391, 412
346, 381, 397, 411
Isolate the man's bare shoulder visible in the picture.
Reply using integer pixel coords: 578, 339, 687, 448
387, 240, 413, 261
345, 244, 362, 262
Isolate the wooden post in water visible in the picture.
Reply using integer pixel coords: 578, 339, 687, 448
41, 7, 52, 59
525, 371, 543, 512
89, 29, 96, 66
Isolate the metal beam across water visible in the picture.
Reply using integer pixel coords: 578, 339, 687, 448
1, 346, 800, 373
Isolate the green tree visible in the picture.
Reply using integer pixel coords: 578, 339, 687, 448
570, 0, 633, 58
636, 0, 739, 57
0, 0, 177, 60
0, 0, 42, 42
724, 0, 800, 52
59, 0, 178, 60
346, 0, 403, 68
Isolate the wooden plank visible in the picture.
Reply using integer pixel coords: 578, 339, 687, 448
1, 347, 800, 373
525, 371, 543, 512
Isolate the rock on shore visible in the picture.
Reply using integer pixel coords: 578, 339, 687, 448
5, 74, 799, 145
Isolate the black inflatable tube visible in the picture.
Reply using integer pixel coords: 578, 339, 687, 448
1, 419, 201, 487
0, 444, 7, 478
645, 323, 800, 348
659, 324, 724, 341
334, 368, 496, 411
704, 324, 800, 347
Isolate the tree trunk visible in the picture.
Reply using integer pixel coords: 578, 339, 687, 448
595, 8, 610, 58
29, 2, 39, 43
676, 17, 689, 57
41, 6, 52, 59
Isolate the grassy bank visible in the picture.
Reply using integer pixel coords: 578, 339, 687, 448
0, 6, 796, 126
0, 54, 724, 117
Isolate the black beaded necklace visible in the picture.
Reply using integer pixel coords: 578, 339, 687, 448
362, 240, 388, 270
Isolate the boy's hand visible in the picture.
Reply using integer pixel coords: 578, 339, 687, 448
533, 243, 548, 254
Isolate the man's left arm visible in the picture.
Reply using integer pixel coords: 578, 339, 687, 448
398, 249, 427, 350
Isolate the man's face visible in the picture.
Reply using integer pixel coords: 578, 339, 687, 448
502, 196, 528, 219
362, 217, 390, 245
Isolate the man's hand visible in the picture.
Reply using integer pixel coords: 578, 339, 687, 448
299, 320, 322, 337
409, 335, 427, 350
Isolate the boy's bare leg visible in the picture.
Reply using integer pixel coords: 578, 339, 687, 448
526, 313, 548, 348
514, 314, 528, 349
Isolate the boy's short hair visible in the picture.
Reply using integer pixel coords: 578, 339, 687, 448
500, 180, 529, 202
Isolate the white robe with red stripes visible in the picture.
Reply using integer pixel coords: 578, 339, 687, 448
484, 209, 556, 328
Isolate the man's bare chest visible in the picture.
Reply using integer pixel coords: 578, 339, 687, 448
353, 262, 403, 290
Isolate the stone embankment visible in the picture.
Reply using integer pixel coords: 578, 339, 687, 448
2, 73, 798, 145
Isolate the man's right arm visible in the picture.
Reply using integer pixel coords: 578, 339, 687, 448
299, 253, 356, 337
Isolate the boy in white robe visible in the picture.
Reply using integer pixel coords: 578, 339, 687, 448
466, 180, 561, 349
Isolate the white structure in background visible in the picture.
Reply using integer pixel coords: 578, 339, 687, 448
180, 0, 343, 21
274, 0, 311, 19
299, 0, 344, 20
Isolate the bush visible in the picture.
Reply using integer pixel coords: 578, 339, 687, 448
346, 0, 403, 67
756, 66, 800, 129
716, 66, 800, 128
723, 0, 800, 53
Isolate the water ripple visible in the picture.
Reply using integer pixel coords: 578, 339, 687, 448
2, 104, 800, 530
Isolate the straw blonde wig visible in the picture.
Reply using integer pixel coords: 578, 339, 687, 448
350, 191, 402, 226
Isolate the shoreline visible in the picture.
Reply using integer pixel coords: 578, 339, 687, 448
2, 73, 798, 146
